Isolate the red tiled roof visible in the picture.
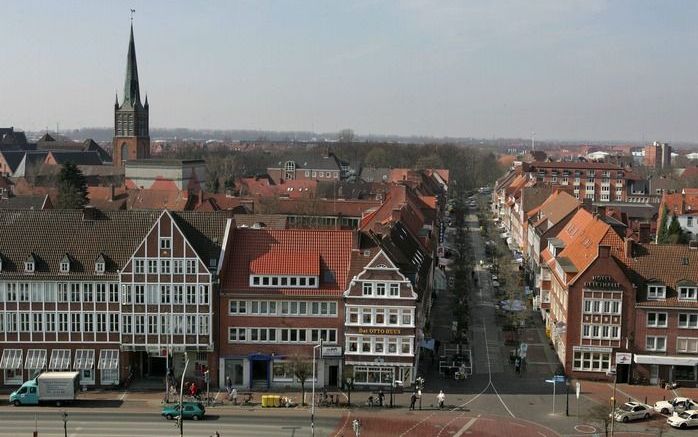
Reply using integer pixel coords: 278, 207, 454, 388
660, 189, 698, 216
220, 228, 354, 295
250, 251, 320, 275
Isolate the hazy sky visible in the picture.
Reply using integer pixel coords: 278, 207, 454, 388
2, 0, 698, 142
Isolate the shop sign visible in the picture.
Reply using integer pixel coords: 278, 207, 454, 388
358, 327, 403, 335
322, 346, 343, 357
574, 346, 612, 353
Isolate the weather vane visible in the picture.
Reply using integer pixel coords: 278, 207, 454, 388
130, 9, 135, 23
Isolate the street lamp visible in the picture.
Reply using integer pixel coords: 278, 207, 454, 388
311, 340, 323, 437
607, 367, 618, 437
177, 358, 190, 437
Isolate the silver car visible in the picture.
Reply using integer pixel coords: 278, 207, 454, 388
612, 402, 653, 423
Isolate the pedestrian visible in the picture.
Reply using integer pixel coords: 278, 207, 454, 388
514, 357, 521, 375
410, 391, 417, 410
225, 376, 233, 395
190, 381, 198, 399
378, 389, 384, 407
437, 390, 445, 409
230, 387, 238, 405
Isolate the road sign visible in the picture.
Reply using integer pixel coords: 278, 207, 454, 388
554, 375, 566, 383
615, 352, 632, 365
545, 379, 556, 384
575, 382, 580, 399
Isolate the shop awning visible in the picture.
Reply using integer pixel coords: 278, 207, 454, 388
25, 349, 47, 370
49, 349, 71, 370
0, 349, 23, 369
73, 349, 95, 370
98, 349, 119, 370
634, 355, 698, 366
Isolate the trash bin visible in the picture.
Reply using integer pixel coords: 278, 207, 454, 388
271, 395, 280, 407
261, 395, 269, 407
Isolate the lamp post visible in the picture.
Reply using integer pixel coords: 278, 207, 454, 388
415, 376, 424, 410
178, 357, 190, 437
608, 367, 618, 437
311, 341, 322, 437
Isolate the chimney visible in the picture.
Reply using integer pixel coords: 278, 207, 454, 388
595, 205, 606, 217
623, 238, 633, 259
109, 184, 115, 202
83, 205, 97, 221
581, 197, 593, 212
689, 240, 698, 250
598, 245, 611, 259
198, 189, 204, 207
638, 223, 650, 243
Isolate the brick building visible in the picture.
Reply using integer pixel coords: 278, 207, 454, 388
0, 209, 230, 387
217, 228, 354, 390
643, 141, 672, 169
524, 161, 640, 202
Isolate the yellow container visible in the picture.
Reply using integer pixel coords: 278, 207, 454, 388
261, 395, 269, 407
271, 395, 280, 407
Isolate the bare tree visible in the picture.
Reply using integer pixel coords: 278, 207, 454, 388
291, 354, 313, 406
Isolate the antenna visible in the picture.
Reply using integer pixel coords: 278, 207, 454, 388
130, 9, 135, 23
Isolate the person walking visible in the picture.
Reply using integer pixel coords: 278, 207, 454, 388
437, 390, 445, 409
410, 391, 417, 410
225, 376, 233, 395
230, 387, 238, 405
190, 381, 198, 399
377, 389, 385, 407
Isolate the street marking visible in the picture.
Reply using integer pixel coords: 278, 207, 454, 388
332, 411, 352, 437
119, 390, 128, 401
606, 384, 640, 403
452, 418, 477, 437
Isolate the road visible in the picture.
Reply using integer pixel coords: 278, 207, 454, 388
0, 410, 340, 437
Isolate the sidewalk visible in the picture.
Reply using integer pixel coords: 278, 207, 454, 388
575, 379, 698, 407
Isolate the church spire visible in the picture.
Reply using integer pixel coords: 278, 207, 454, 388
122, 23, 141, 108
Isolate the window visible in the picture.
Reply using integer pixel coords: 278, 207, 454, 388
109, 314, 119, 332
389, 284, 399, 297
147, 260, 157, 274
678, 287, 697, 300
32, 313, 43, 332
186, 315, 196, 334
677, 338, 698, 353
122, 315, 132, 334
348, 336, 358, 352
58, 313, 68, 332
160, 285, 171, 304
348, 307, 358, 324
49, 349, 71, 370
678, 313, 698, 328
388, 309, 399, 325
647, 285, 666, 300
173, 285, 184, 304
71, 313, 80, 332
199, 315, 209, 335
134, 285, 144, 304
95, 261, 105, 273
70, 283, 80, 302
160, 260, 171, 274
134, 315, 145, 334
25, 261, 34, 273
401, 309, 412, 326
160, 238, 172, 250
646, 336, 666, 351
376, 283, 386, 296
647, 312, 667, 328
572, 350, 611, 372
96, 313, 106, 332
362, 283, 372, 296
96, 284, 106, 302
186, 259, 197, 274
199, 285, 209, 304
174, 259, 184, 274
83, 313, 94, 332
134, 259, 145, 274
352, 366, 394, 385
109, 284, 119, 303
401, 338, 412, 354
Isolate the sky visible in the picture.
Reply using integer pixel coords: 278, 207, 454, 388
2, 0, 698, 142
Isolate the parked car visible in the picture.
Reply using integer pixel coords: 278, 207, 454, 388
667, 410, 698, 429
654, 397, 698, 415
611, 402, 653, 423
162, 402, 206, 421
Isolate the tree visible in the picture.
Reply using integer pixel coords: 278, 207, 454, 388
57, 162, 88, 209
667, 214, 688, 244
657, 206, 669, 243
415, 153, 444, 170
364, 147, 391, 168
290, 355, 313, 406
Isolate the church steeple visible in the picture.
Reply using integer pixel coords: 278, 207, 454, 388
122, 24, 142, 108
113, 20, 150, 168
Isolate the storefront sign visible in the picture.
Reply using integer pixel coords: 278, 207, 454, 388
574, 346, 612, 353
615, 352, 632, 365
322, 346, 343, 357
358, 327, 403, 335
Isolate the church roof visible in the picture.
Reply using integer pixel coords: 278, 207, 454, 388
120, 24, 142, 109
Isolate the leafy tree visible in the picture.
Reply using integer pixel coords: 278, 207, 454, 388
415, 153, 444, 170
290, 355, 313, 406
57, 162, 88, 209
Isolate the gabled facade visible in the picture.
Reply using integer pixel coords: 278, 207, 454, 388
343, 250, 418, 386
0, 209, 230, 387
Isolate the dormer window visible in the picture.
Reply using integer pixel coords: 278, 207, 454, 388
95, 254, 106, 274
25, 254, 36, 273
59, 254, 71, 273
679, 286, 697, 301
647, 284, 666, 300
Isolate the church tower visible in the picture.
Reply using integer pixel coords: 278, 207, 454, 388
113, 24, 149, 167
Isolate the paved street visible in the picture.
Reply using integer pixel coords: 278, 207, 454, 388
0, 410, 340, 437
